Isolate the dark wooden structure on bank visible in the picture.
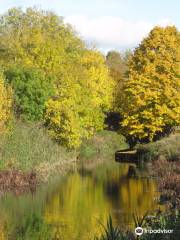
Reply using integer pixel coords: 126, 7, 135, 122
115, 149, 139, 164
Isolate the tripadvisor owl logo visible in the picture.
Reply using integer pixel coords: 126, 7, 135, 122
135, 227, 144, 236
135, 226, 174, 236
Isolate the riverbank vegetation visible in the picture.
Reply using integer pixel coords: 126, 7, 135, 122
0, 7, 115, 181
136, 133, 180, 162
136, 133, 180, 209
0, 122, 76, 181
79, 130, 128, 160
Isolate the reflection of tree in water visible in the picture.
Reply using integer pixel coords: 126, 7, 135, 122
44, 163, 160, 238
44, 172, 110, 240
0, 163, 161, 239
104, 165, 159, 227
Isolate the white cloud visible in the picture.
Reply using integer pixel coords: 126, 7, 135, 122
65, 15, 173, 51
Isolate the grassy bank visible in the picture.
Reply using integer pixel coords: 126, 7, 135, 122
136, 133, 180, 162
0, 122, 76, 182
0, 123, 128, 183
135, 133, 180, 208
79, 130, 128, 161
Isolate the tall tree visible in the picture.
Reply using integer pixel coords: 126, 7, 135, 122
120, 26, 180, 140
45, 50, 113, 148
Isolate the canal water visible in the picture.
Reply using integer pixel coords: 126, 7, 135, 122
0, 161, 161, 239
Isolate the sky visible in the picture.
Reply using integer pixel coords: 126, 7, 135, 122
0, 0, 179, 52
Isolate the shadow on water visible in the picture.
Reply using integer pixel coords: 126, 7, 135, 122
0, 160, 162, 240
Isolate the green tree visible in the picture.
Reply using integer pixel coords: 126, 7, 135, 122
5, 67, 55, 121
120, 26, 180, 140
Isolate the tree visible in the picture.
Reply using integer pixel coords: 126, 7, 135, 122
0, 73, 12, 133
5, 67, 55, 121
121, 26, 180, 141
45, 50, 113, 148
0, 7, 84, 75
106, 50, 130, 111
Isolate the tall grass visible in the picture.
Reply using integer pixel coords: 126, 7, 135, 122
136, 134, 180, 162
0, 121, 76, 180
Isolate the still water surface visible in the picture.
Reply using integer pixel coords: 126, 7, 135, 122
0, 161, 160, 239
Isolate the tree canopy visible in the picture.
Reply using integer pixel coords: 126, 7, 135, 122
106, 50, 131, 111
120, 26, 180, 140
0, 8, 113, 148
45, 50, 113, 148
5, 67, 55, 121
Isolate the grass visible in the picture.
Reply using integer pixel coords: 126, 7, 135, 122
79, 130, 129, 160
0, 121, 76, 181
0, 123, 128, 181
136, 133, 180, 162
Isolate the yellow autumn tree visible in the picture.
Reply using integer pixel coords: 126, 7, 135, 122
121, 26, 180, 140
45, 50, 113, 148
0, 73, 12, 133
0, 7, 84, 74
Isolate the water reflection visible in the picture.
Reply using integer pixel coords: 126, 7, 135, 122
0, 162, 161, 239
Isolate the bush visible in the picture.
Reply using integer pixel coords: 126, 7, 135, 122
5, 67, 55, 121
136, 134, 180, 162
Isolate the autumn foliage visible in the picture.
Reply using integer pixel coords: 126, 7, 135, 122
0, 8, 113, 148
0, 7, 179, 148
120, 26, 180, 140
45, 50, 113, 148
